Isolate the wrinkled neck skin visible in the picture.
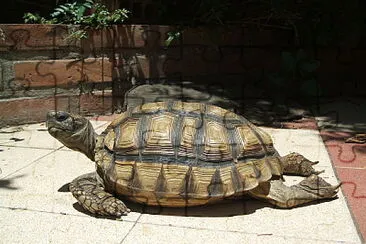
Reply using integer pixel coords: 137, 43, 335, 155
68, 120, 97, 161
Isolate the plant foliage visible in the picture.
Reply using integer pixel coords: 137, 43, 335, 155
23, 0, 129, 39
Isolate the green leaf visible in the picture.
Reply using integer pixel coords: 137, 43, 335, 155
83, 0, 93, 9
60, 5, 69, 11
23, 13, 42, 23
165, 31, 181, 46
165, 35, 175, 46
77, 6, 86, 18
53, 8, 65, 13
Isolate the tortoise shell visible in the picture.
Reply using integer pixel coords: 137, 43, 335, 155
95, 101, 283, 207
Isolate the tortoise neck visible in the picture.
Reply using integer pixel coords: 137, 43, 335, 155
71, 120, 96, 161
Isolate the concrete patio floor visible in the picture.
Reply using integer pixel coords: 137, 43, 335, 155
0, 119, 363, 243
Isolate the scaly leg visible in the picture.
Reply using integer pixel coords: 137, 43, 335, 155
69, 172, 130, 217
249, 175, 341, 208
280, 152, 324, 176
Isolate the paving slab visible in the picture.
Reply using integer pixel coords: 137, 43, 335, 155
0, 146, 54, 178
0, 122, 362, 244
0, 208, 135, 243
122, 222, 348, 244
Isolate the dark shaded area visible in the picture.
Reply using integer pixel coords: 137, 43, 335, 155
123, 83, 309, 126
0, 0, 55, 24
9, 137, 24, 142
58, 182, 70, 192
0, 174, 25, 190
37, 129, 48, 132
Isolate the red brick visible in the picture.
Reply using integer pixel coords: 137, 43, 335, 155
0, 96, 69, 126
0, 92, 113, 127
79, 91, 113, 114
113, 55, 166, 79
0, 24, 73, 51
0, 24, 173, 52
14, 58, 112, 88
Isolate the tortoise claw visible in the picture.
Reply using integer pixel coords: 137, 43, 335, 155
313, 169, 325, 175
299, 174, 341, 198
101, 197, 130, 217
310, 161, 319, 166
331, 182, 342, 192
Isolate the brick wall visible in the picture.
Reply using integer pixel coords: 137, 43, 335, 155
0, 24, 365, 127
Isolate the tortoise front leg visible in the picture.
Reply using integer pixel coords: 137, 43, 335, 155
280, 152, 324, 176
249, 175, 341, 208
69, 173, 130, 217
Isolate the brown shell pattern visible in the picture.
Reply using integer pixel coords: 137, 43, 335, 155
99, 101, 282, 207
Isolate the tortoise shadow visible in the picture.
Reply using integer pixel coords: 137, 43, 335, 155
70, 197, 268, 219
69, 194, 339, 219
124, 197, 266, 217
122, 196, 339, 218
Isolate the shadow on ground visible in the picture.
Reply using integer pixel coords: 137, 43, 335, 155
66, 190, 339, 219
0, 174, 25, 190
124, 84, 366, 134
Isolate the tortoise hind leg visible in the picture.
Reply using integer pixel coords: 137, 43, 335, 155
69, 172, 130, 217
280, 152, 324, 176
249, 175, 341, 208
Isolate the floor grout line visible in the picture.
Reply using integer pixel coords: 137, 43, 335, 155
0, 148, 60, 180
0, 144, 63, 150
0, 204, 361, 244
0, 206, 138, 223
119, 214, 142, 244
118, 220, 360, 244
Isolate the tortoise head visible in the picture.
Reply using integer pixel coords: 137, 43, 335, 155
47, 111, 96, 161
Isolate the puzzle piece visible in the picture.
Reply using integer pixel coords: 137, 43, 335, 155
0, 25, 75, 51
341, 181, 366, 199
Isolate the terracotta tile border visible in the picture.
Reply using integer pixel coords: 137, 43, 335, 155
321, 131, 366, 242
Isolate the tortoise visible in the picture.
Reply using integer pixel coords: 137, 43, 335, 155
47, 101, 341, 217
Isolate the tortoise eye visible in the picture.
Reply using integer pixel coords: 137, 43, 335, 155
56, 111, 69, 122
